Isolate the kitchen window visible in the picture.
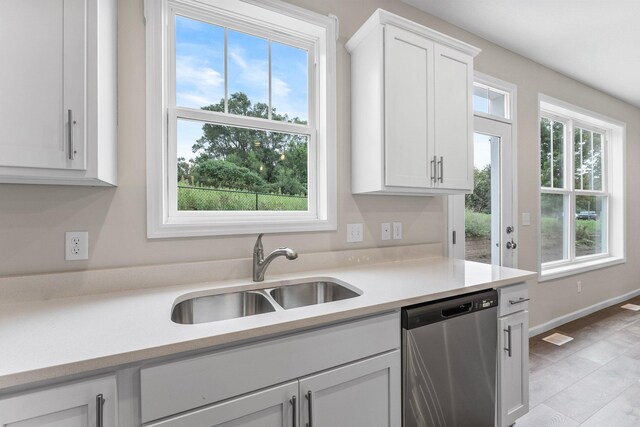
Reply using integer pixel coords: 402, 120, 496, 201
145, 0, 337, 237
539, 95, 625, 280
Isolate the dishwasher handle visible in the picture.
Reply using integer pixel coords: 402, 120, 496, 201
441, 302, 472, 318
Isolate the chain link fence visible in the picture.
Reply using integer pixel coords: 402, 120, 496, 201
178, 186, 308, 211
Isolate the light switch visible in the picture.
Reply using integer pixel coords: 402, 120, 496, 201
522, 213, 531, 226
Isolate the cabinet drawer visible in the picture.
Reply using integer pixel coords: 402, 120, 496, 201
498, 283, 528, 316
141, 311, 400, 423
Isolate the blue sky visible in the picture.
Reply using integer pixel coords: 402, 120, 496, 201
175, 15, 308, 161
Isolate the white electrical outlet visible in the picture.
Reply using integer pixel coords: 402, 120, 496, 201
347, 223, 364, 243
393, 222, 402, 240
381, 223, 391, 241
65, 231, 89, 261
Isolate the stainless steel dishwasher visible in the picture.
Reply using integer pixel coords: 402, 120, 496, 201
402, 289, 499, 427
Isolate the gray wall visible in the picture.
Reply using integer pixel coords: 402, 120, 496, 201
0, 0, 638, 329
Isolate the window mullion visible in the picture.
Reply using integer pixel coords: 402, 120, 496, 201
268, 39, 272, 121
224, 27, 228, 114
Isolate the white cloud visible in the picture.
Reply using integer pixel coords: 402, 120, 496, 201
176, 55, 224, 108
272, 77, 290, 98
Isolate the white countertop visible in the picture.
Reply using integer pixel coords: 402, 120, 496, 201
0, 256, 536, 390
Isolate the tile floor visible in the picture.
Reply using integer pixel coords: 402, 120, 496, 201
516, 295, 640, 426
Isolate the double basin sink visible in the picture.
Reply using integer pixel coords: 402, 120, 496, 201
171, 279, 361, 324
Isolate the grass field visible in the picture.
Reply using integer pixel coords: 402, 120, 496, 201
177, 186, 308, 211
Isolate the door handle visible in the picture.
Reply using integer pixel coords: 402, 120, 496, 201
305, 390, 313, 427
96, 394, 105, 427
504, 326, 512, 357
438, 156, 444, 183
430, 155, 437, 183
506, 239, 517, 249
290, 395, 297, 427
68, 109, 77, 160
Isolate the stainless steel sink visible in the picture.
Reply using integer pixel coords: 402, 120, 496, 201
269, 281, 360, 309
171, 291, 275, 324
171, 279, 361, 324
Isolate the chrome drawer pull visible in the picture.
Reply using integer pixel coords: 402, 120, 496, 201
509, 297, 530, 305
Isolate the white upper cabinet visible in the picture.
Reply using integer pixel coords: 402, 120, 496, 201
0, 0, 117, 186
346, 9, 479, 195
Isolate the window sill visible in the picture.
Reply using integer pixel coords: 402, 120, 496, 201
539, 256, 625, 282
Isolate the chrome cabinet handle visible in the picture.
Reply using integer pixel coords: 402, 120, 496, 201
509, 297, 530, 305
68, 109, 77, 160
290, 395, 297, 427
504, 326, 512, 357
438, 156, 444, 183
430, 155, 437, 182
96, 394, 105, 427
305, 390, 313, 427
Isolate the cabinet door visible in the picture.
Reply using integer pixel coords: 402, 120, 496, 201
498, 311, 529, 427
146, 381, 298, 427
299, 350, 401, 427
0, 376, 117, 427
433, 43, 473, 190
384, 25, 434, 189
0, 0, 86, 171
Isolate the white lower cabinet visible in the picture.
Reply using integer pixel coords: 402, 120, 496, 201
300, 351, 400, 427
140, 312, 401, 426
147, 351, 399, 427
497, 283, 530, 427
0, 375, 117, 427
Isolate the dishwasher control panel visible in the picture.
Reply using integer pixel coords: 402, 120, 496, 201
402, 289, 498, 330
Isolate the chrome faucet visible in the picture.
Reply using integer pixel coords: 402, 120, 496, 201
253, 234, 298, 282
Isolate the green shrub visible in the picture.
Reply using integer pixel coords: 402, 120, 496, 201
465, 209, 491, 238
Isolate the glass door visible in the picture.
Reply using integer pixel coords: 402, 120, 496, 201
449, 116, 515, 267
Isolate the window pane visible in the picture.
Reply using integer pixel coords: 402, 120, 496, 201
473, 84, 489, 114
552, 121, 564, 188
582, 129, 593, 190
488, 89, 506, 118
593, 132, 602, 190
575, 195, 606, 257
175, 16, 225, 109
176, 119, 308, 211
271, 42, 308, 124
540, 118, 551, 187
574, 127, 582, 189
228, 30, 269, 115
541, 193, 567, 263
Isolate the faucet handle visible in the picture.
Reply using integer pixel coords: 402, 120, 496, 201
254, 233, 264, 254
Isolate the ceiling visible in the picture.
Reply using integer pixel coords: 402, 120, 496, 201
402, 0, 640, 108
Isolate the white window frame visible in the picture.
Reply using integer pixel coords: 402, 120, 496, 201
538, 94, 626, 281
145, 0, 337, 238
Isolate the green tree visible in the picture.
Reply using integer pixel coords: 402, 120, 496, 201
466, 165, 491, 214
540, 118, 565, 188
188, 92, 308, 195
191, 159, 267, 192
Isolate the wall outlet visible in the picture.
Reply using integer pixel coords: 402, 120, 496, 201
65, 231, 89, 261
392, 222, 402, 240
381, 223, 391, 241
577, 280, 582, 293
347, 223, 364, 243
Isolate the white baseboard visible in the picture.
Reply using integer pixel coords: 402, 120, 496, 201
529, 288, 640, 337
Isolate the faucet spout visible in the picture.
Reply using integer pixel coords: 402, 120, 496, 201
252, 234, 298, 282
